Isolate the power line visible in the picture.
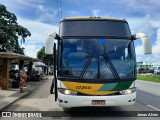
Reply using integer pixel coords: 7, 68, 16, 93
56, 0, 60, 20
59, 0, 62, 18
55, 0, 63, 20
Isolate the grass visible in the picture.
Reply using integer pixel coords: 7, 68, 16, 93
137, 75, 160, 83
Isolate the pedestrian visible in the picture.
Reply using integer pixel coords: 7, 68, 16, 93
19, 67, 27, 93
24, 71, 27, 87
50, 79, 54, 94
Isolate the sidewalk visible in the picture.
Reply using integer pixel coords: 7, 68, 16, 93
0, 75, 53, 110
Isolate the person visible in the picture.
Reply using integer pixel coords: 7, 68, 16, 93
24, 71, 27, 87
19, 67, 27, 93
50, 79, 54, 94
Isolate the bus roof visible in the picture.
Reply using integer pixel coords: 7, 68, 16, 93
61, 16, 126, 22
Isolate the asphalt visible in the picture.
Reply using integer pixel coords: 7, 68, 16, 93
0, 75, 53, 110
136, 80, 160, 111
0, 78, 160, 111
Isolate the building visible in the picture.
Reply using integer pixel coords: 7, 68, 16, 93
0, 52, 39, 90
137, 61, 160, 69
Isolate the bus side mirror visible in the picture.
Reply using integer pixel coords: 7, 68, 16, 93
132, 33, 152, 54
45, 32, 59, 55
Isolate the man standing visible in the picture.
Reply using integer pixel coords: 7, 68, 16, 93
50, 79, 54, 94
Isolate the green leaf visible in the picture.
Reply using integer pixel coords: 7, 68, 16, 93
0, 4, 31, 54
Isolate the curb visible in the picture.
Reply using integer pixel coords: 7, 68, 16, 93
0, 92, 29, 111
0, 80, 46, 111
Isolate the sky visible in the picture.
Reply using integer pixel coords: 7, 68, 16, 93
0, 0, 160, 63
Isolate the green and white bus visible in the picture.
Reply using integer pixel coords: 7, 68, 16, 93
45, 16, 152, 110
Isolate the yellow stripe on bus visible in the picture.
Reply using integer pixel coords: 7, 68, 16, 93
62, 81, 117, 95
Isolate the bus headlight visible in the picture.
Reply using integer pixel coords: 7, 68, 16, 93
120, 87, 136, 95
58, 88, 78, 95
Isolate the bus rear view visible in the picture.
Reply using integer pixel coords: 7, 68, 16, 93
45, 17, 152, 110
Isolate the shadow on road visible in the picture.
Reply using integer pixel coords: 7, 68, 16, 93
67, 107, 130, 117
46, 107, 139, 117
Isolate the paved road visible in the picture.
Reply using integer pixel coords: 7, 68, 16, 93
0, 79, 160, 120
136, 80, 160, 111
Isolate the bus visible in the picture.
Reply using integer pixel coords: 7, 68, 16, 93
45, 16, 152, 110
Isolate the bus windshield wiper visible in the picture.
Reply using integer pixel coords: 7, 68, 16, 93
79, 53, 93, 80
103, 47, 120, 80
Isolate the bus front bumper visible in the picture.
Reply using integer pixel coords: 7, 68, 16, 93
58, 92, 136, 108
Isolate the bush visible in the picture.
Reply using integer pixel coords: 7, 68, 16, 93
137, 75, 160, 83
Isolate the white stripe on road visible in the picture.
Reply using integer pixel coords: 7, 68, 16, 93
147, 105, 160, 111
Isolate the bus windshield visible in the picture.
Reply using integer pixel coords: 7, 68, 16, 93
59, 39, 135, 81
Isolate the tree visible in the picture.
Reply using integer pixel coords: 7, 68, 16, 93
37, 46, 53, 66
0, 4, 31, 54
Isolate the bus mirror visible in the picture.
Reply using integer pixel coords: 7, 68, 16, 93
133, 33, 152, 54
45, 32, 58, 55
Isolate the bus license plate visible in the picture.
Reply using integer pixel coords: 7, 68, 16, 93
92, 100, 105, 105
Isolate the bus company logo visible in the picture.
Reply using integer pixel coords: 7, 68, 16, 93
1, 112, 42, 118
2, 112, 11, 117
76, 86, 92, 89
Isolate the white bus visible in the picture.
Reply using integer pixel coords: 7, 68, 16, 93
45, 16, 152, 111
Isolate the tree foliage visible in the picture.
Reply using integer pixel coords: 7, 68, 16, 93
0, 4, 31, 54
37, 46, 53, 66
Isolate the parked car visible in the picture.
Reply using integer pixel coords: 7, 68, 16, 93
32, 66, 43, 81
31, 62, 47, 80
154, 67, 160, 75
